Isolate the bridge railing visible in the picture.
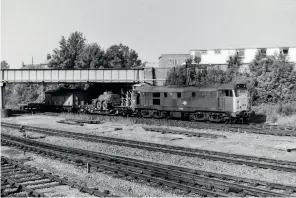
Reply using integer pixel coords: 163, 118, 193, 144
1, 69, 144, 83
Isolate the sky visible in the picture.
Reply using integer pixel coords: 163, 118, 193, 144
1, 0, 296, 69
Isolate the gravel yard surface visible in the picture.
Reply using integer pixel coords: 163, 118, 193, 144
2, 114, 296, 162
1, 146, 178, 197
2, 127, 296, 187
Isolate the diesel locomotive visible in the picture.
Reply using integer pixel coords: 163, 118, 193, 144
21, 82, 253, 123
129, 83, 252, 123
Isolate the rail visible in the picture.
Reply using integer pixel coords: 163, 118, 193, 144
2, 122, 296, 172
2, 134, 295, 197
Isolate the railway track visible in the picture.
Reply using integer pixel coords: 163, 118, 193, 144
1, 156, 111, 197
45, 112, 296, 135
2, 134, 296, 197
2, 122, 296, 172
46, 113, 296, 137
8, 111, 296, 136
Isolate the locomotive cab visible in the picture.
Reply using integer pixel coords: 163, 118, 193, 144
234, 84, 250, 112
217, 83, 251, 120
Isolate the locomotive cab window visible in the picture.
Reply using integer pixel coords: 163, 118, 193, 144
136, 93, 140, 104
192, 92, 196, 97
177, 92, 181, 98
221, 90, 233, 97
164, 92, 167, 97
235, 88, 247, 97
153, 92, 160, 97
152, 92, 161, 105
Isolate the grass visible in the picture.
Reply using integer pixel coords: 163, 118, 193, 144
252, 102, 296, 126
276, 114, 296, 126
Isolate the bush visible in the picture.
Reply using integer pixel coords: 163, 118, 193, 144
253, 102, 296, 124
276, 103, 296, 116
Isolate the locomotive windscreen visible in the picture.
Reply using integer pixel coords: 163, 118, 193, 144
236, 84, 247, 89
235, 84, 248, 97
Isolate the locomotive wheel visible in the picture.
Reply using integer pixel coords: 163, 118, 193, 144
102, 101, 108, 110
189, 113, 196, 121
153, 111, 162, 119
96, 101, 102, 110
140, 110, 150, 118
78, 109, 86, 114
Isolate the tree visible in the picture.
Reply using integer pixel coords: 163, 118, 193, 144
104, 43, 142, 68
1, 60, 10, 69
46, 54, 52, 60
49, 32, 86, 69
164, 66, 187, 85
204, 68, 229, 85
249, 50, 273, 77
194, 56, 201, 65
224, 53, 243, 82
250, 53, 296, 105
227, 53, 242, 69
76, 43, 106, 68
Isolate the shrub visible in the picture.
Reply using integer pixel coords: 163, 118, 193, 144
276, 103, 296, 116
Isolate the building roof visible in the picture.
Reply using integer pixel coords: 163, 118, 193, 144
159, 54, 190, 59
189, 46, 296, 51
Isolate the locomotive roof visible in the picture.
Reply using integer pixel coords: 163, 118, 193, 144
134, 84, 238, 92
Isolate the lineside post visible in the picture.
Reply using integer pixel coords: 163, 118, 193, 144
87, 163, 90, 173
0, 82, 10, 117
0, 82, 5, 109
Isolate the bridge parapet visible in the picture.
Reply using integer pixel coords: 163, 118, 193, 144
0, 69, 144, 83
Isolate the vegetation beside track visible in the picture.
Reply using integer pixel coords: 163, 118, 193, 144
253, 102, 296, 125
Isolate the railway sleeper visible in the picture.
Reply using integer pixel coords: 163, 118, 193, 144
2, 158, 112, 197
21, 179, 52, 187
16, 176, 45, 183
1, 170, 29, 177
1, 168, 23, 174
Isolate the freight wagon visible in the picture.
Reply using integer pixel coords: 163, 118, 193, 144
20, 89, 89, 112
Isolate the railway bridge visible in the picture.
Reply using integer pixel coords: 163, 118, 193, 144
0, 68, 147, 110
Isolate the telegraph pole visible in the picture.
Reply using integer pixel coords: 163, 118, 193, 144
185, 61, 189, 86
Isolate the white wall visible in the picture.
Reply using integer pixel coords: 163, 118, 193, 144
288, 48, 296, 62
189, 47, 296, 65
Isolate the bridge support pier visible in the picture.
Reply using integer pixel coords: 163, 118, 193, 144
0, 82, 5, 109
0, 83, 10, 117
